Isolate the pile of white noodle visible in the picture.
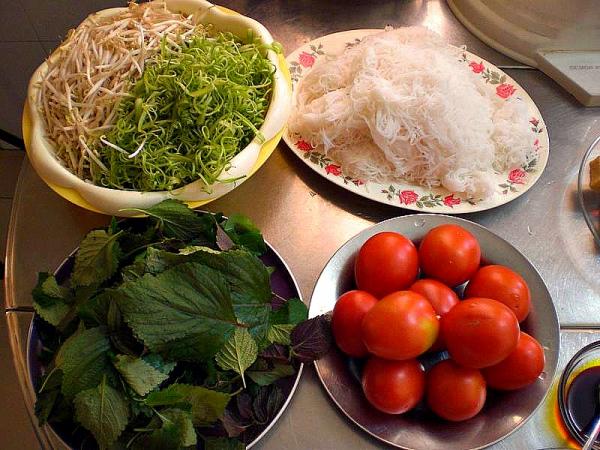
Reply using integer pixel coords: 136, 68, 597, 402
289, 27, 536, 198
38, 2, 199, 179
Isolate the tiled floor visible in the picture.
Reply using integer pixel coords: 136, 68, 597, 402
0, 0, 128, 139
0, 3, 44, 444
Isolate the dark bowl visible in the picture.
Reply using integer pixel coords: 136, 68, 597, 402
27, 228, 304, 449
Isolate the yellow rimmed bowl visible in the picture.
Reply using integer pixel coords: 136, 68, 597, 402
24, 0, 291, 216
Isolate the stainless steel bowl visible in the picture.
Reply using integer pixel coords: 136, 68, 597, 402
309, 214, 560, 450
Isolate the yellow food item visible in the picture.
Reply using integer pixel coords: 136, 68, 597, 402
590, 156, 600, 191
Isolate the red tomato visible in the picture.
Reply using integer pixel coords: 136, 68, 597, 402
464, 265, 531, 322
418, 224, 481, 287
331, 290, 379, 357
426, 359, 486, 421
354, 232, 419, 298
441, 298, 520, 368
362, 291, 439, 360
409, 279, 459, 316
362, 356, 425, 414
410, 279, 459, 351
482, 332, 545, 390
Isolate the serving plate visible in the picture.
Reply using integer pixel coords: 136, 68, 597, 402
284, 29, 549, 214
24, 0, 291, 217
309, 214, 559, 449
27, 225, 304, 449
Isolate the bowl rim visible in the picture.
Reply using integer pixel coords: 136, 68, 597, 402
557, 339, 600, 446
309, 213, 560, 450
25, 217, 305, 449
25, 0, 291, 216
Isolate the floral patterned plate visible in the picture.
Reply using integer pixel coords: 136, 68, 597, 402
283, 29, 549, 213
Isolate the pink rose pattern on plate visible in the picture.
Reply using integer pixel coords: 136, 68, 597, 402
290, 40, 545, 209
399, 190, 419, 205
299, 143, 364, 186
496, 83, 516, 99
508, 168, 527, 185
325, 164, 342, 176
469, 61, 484, 73
289, 43, 324, 83
499, 164, 536, 194
295, 139, 313, 152
443, 194, 461, 207
298, 52, 315, 68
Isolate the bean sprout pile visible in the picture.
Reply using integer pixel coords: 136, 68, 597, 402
39, 2, 199, 181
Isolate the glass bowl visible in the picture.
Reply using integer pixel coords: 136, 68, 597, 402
558, 340, 600, 448
577, 136, 600, 247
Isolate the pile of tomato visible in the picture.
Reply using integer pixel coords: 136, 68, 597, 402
331, 224, 545, 421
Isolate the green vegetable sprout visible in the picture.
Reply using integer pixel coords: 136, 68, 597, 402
95, 32, 275, 191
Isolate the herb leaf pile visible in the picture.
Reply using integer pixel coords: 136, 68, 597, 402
32, 200, 331, 449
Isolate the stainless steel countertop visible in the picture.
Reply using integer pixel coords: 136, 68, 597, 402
4, 0, 600, 448
4, 308, 593, 450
